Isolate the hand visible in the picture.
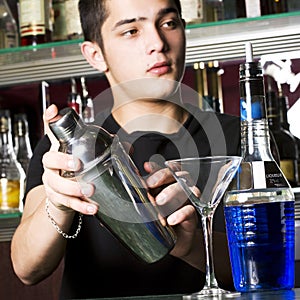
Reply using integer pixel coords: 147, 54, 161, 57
144, 162, 203, 270
42, 105, 98, 216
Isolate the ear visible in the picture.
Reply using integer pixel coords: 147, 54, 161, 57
81, 41, 108, 72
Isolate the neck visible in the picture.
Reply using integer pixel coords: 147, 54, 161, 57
112, 99, 188, 134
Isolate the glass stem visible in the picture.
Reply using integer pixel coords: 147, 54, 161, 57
201, 213, 219, 289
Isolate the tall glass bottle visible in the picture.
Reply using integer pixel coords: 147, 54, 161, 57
19, 0, 53, 46
245, 0, 261, 18
181, 0, 205, 24
0, 110, 25, 213
14, 113, 33, 174
67, 78, 82, 117
261, 0, 287, 15
80, 76, 94, 124
52, 0, 67, 41
224, 42, 295, 292
0, 0, 19, 49
278, 89, 300, 187
266, 82, 299, 187
205, 0, 224, 22
65, 0, 82, 40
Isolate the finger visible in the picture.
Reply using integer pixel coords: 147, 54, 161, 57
146, 167, 175, 189
47, 192, 98, 215
167, 204, 197, 228
42, 151, 81, 172
155, 182, 190, 217
42, 167, 94, 198
43, 104, 61, 150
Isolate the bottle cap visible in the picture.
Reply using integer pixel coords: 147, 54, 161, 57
49, 107, 84, 142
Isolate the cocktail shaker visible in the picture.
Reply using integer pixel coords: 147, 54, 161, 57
49, 108, 176, 263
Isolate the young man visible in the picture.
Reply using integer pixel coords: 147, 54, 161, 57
11, 0, 240, 298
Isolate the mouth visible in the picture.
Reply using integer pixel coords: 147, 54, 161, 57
147, 61, 171, 75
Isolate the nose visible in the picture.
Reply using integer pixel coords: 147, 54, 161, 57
145, 26, 168, 54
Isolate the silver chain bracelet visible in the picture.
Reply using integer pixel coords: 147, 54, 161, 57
45, 198, 83, 239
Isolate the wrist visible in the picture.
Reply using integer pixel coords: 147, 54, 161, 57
45, 198, 82, 239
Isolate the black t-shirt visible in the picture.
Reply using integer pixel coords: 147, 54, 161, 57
25, 104, 240, 299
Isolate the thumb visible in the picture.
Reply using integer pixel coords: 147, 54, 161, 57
43, 104, 61, 150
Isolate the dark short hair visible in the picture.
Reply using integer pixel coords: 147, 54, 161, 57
78, 0, 182, 51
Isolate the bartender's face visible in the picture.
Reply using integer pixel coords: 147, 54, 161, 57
100, 0, 186, 99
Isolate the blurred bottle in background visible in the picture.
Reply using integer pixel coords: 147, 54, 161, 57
287, 0, 300, 12
52, 0, 67, 41
67, 78, 82, 117
205, 0, 224, 22
0, 110, 25, 214
80, 77, 94, 124
266, 77, 299, 187
277, 86, 300, 186
261, 0, 287, 15
65, 0, 82, 40
13, 113, 33, 174
0, 0, 19, 49
181, 0, 205, 24
19, 0, 53, 46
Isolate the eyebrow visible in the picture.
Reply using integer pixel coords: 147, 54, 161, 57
112, 7, 179, 31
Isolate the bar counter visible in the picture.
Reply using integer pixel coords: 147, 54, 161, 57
82, 289, 300, 300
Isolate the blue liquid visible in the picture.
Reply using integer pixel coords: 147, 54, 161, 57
224, 200, 295, 292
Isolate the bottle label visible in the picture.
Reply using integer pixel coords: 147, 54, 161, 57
245, 0, 261, 18
20, 0, 46, 37
235, 161, 289, 190
65, 0, 82, 38
181, 0, 204, 24
280, 159, 295, 182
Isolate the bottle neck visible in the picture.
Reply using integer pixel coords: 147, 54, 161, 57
239, 62, 275, 162
278, 95, 290, 131
15, 134, 33, 157
0, 131, 15, 158
241, 119, 274, 161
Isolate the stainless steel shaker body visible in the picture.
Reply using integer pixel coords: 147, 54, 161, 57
49, 108, 176, 263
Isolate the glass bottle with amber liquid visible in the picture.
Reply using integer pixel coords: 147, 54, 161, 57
0, 110, 25, 213
266, 79, 299, 187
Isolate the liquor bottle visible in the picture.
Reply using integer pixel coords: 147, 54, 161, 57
205, 0, 224, 22
245, 0, 261, 18
13, 113, 33, 174
260, 0, 287, 15
266, 80, 299, 187
52, 0, 67, 41
80, 77, 94, 124
278, 88, 300, 186
287, 0, 300, 12
224, 42, 295, 292
19, 0, 53, 46
49, 107, 176, 263
181, 0, 205, 24
206, 61, 223, 112
0, 0, 19, 48
195, 61, 223, 112
67, 78, 82, 117
65, 0, 82, 40
0, 110, 25, 213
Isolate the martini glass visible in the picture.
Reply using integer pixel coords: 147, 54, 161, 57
165, 156, 242, 299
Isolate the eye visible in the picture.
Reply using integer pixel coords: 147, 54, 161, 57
161, 19, 178, 29
122, 28, 138, 37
